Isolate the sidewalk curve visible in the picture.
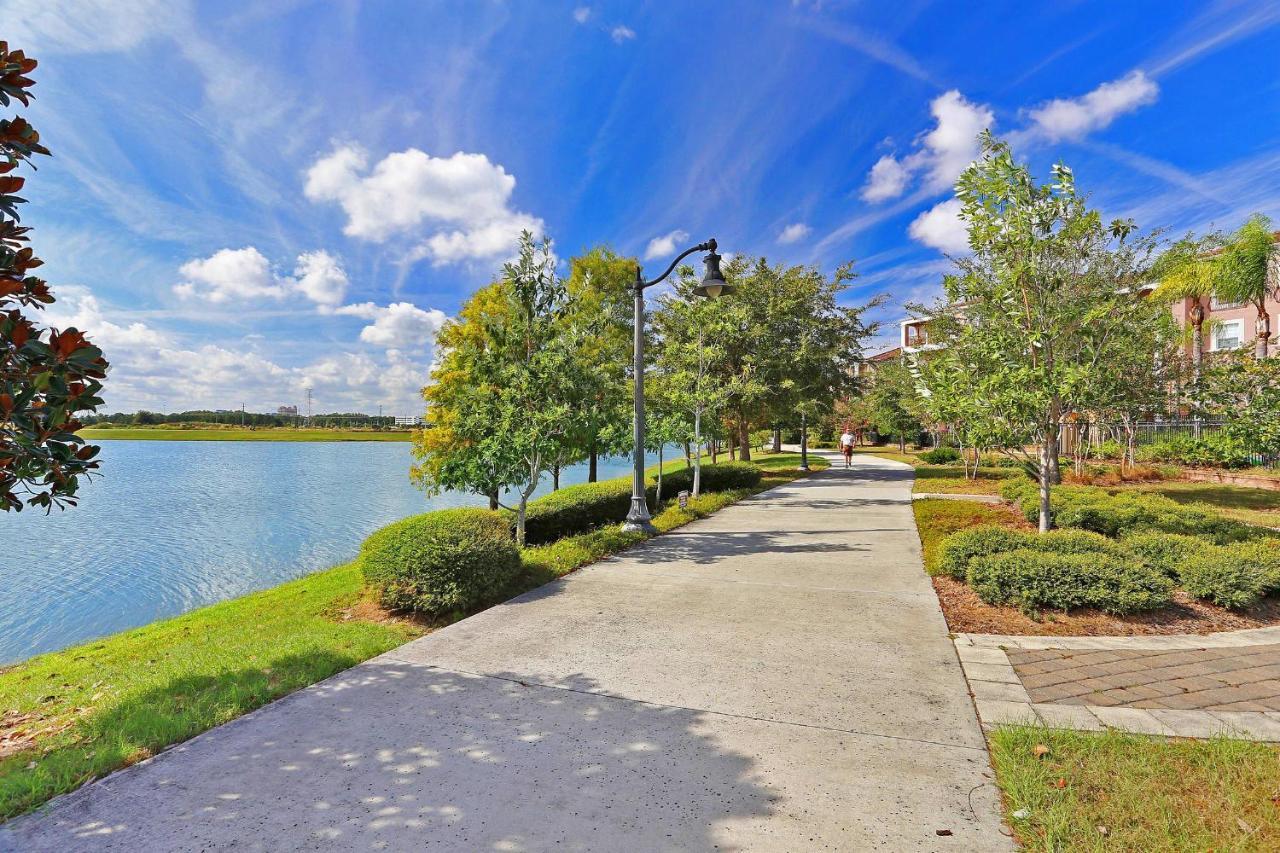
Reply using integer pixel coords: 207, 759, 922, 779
2, 451, 1010, 851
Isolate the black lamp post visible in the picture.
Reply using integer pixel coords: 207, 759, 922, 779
622, 238, 732, 533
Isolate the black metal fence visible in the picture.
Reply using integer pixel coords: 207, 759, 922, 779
1062, 420, 1277, 468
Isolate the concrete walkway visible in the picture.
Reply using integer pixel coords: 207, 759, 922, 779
2, 451, 1009, 851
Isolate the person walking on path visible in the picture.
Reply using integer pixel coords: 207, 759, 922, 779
839, 425, 855, 468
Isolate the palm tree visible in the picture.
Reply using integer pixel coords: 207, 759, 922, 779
1153, 233, 1224, 392
1216, 214, 1279, 359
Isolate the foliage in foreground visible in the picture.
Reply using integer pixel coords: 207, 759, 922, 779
991, 725, 1280, 852
1, 42, 108, 510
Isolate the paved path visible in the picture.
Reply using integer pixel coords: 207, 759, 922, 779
956, 628, 1280, 741
3, 451, 1008, 851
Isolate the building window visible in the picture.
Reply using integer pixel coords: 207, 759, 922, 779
1211, 296, 1244, 310
1213, 319, 1244, 351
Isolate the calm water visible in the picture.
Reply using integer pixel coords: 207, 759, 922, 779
0, 440, 657, 664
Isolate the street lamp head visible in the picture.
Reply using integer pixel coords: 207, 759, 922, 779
693, 241, 734, 299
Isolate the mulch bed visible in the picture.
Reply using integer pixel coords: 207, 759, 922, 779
933, 577, 1280, 637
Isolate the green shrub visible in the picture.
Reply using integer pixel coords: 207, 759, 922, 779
1135, 434, 1254, 469
1121, 532, 1209, 578
361, 508, 521, 615
1178, 549, 1266, 610
966, 550, 1172, 615
1000, 479, 1255, 543
919, 446, 961, 464
938, 526, 1031, 579
521, 462, 764, 545
1219, 538, 1280, 594
1093, 439, 1124, 460
661, 461, 762, 495
522, 479, 634, 545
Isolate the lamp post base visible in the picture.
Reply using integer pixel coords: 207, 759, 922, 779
622, 497, 658, 535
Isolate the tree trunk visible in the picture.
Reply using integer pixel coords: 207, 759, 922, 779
516, 497, 528, 546
588, 441, 598, 483
553, 463, 560, 491
1258, 308, 1271, 359
683, 441, 692, 470
488, 489, 499, 511
729, 439, 736, 462
738, 421, 752, 462
656, 444, 664, 505
771, 428, 781, 453
1038, 441, 1053, 533
898, 433, 905, 453
693, 408, 702, 497
710, 437, 718, 464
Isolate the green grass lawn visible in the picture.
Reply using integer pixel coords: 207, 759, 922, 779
1118, 481, 1280, 529
0, 451, 822, 821
992, 725, 1280, 851
78, 428, 414, 442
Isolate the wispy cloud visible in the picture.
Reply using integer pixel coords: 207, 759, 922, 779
790, 18, 935, 85
777, 222, 812, 244
1012, 71, 1158, 145
643, 229, 689, 261
1146, 1, 1280, 77
610, 25, 636, 43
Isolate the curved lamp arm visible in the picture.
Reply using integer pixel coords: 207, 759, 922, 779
637, 238, 716, 290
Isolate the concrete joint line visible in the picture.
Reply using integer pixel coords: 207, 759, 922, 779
388, 660, 993, 754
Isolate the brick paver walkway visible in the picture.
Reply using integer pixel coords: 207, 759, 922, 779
1008, 645, 1280, 712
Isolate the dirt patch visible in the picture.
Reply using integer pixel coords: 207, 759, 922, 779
934, 577, 1280, 636
329, 597, 437, 632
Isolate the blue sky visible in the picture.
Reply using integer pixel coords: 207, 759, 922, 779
6, 0, 1279, 414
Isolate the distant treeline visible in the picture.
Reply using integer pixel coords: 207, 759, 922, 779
82, 410, 411, 429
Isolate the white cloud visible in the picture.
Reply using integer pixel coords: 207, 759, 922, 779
174, 247, 284, 303
43, 288, 435, 414
777, 223, 812, 244
2, 0, 179, 54
861, 155, 910, 202
332, 302, 382, 320
350, 302, 449, 351
643, 229, 689, 261
291, 250, 349, 306
859, 91, 993, 203
1021, 71, 1159, 143
908, 199, 968, 254
611, 25, 636, 43
304, 145, 545, 265
175, 247, 351, 307
573, 6, 591, 23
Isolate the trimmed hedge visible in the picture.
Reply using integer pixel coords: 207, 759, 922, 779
361, 508, 521, 615
1121, 532, 1208, 578
966, 550, 1172, 615
521, 461, 764, 545
1178, 549, 1267, 610
937, 526, 1122, 580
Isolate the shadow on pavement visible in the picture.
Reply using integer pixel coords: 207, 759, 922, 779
4, 664, 777, 852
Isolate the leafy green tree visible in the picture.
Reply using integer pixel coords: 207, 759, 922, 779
1202, 353, 1280, 459
1, 42, 108, 511
863, 360, 921, 452
563, 246, 634, 481
413, 233, 586, 544
1215, 214, 1278, 359
941, 132, 1159, 531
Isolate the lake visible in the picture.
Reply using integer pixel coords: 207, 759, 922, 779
0, 440, 664, 664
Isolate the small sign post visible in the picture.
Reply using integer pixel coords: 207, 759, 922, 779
678, 490, 690, 509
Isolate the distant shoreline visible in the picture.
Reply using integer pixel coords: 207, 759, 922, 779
77, 428, 416, 442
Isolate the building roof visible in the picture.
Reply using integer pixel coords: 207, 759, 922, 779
866, 346, 902, 362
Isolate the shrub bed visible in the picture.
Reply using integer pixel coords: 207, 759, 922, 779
967, 550, 1172, 615
361, 508, 521, 615
1001, 479, 1254, 543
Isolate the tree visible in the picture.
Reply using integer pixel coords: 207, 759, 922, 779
562, 246, 634, 481
1202, 352, 1280, 460
1, 42, 108, 511
862, 360, 921, 452
1215, 214, 1278, 359
652, 291, 730, 496
942, 132, 1158, 532
682, 256, 875, 461
1151, 232, 1225, 399
413, 233, 585, 545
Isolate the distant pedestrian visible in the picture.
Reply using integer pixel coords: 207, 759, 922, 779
839, 426, 855, 468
